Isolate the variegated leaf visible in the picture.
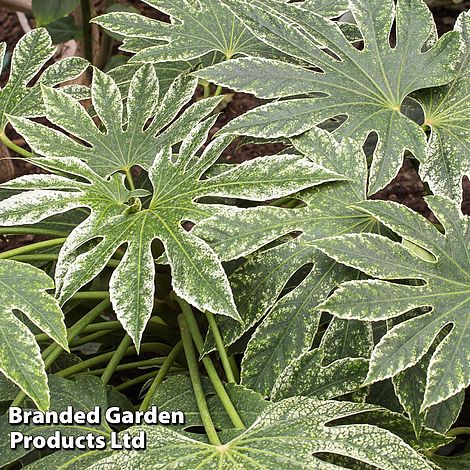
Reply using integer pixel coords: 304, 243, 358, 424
271, 348, 369, 401
92, 0, 282, 63
196, 129, 378, 395
8, 65, 210, 177
414, 11, 470, 201
89, 398, 432, 469
0, 259, 66, 411
314, 196, 470, 410
0, 28, 88, 131
0, 121, 342, 349
204, 0, 460, 194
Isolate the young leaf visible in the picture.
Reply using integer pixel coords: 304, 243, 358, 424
313, 196, 470, 410
414, 11, 470, 201
0, 28, 88, 131
0, 260, 66, 412
8, 65, 207, 177
89, 398, 432, 469
202, 0, 461, 193
0, 126, 341, 349
92, 0, 281, 63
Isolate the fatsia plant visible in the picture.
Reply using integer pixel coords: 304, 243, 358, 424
0, 28, 88, 135
92, 0, 283, 64
194, 127, 380, 396
0, 112, 343, 348
89, 398, 433, 469
7, 65, 215, 177
414, 11, 470, 201
0, 259, 66, 411
312, 196, 469, 412
196, 0, 462, 194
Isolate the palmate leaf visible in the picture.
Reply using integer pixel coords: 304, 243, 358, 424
197, 0, 461, 194
0, 123, 342, 349
92, 0, 282, 64
88, 398, 432, 469
0, 28, 88, 131
0, 375, 118, 468
414, 11, 470, 201
194, 128, 379, 396
313, 196, 470, 410
0, 260, 66, 411
7, 65, 211, 178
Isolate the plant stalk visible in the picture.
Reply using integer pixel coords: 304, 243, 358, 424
140, 340, 183, 412
101, 335, 133, 385
179, 314, 221, 446
205, 311, 236, 383
80, 0, 94, 65
0, 132, 33, 157
0, 238, 66, 259
176, 297, 245, 429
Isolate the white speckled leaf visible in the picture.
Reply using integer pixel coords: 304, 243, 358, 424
89, 397, 432, 470
8, 66, 212, 177
197, 129, 378, 360
0, 28, 88, 131
302, 0, 349, 18
271, 348, 369, 401
0, 260, 66, 411
314, 196, 470, 410
1, 118, 340, 348
0, 375, 114, 468
414, 11, 470, 201
216, 0, 461, 194
240, 251, 356, 396
92, 0, 281, 63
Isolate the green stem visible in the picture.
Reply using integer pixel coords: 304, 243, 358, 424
179, 315, 221, 446
115, 370, 160, 392
124, 168, 136, 191
0, 132, 33, 157
214, 85, 223, 97
228, 356, 240, 383
0, 238, 66, 259
71, 291, 111, 301
206, 311, 236, 384
446, 427, 470, 437
56, 343, 171, 378
36, 319, 120, 342
9, 254, 120, 268
176, 297, 245, 429
201, 80, 211, 98
101, 335, 133, 385
75, 358, 167, 376
80, 0, 94, 65
0, 227, 68, 237
69, 329, 114, 348
140, 340, 183, 412
11, 299, 111, 407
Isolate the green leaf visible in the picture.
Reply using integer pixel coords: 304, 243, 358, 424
0, 375, 113, 468
196, 128, 378, 393
8, 65, 206, 177
0, 260, 66, 411
271, 348, 369, 401
46, 16, 82, 44
0, 28, 88, 131
414, 11, 470, 201
92, 0, 281, 63
208, 0, 461, 193
301, 0, 349, 18
89, 398, 432, 469
1, 123, 340, 349
313, 196, 470, 410
32, 0, 80, 27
